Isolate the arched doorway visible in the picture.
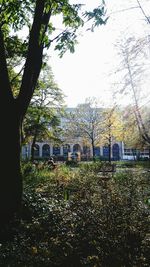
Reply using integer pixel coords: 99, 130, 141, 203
83, 145, 90, 155
63, 144, 70, 155
42, 144, 50, 158
73, 144, 81, 153
103, 146, 109, 159
83, 145, 91, 160
94, 146, 100, 156
112, 143, 120, 160
53, 145, 60, 156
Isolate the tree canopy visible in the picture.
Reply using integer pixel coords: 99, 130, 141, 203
0, 0, 107, 115
0, 0, 107, 223
24, 64, 65, 159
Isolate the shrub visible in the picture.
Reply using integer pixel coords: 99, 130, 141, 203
65, 160, 78, 167
0, 164, 149, 266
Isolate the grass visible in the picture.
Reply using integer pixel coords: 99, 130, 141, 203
0, 160, 149, 267
116, 159, 150, 169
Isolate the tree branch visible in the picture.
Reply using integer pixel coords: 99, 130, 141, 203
108, 6, 139, 16
136, 0, 150, 24
50, 29, 67, 43
17, 0, 51, 118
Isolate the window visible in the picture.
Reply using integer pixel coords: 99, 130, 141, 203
42, 144, 50, 157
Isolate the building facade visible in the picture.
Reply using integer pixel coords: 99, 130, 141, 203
22, 107, 150, 161
22, 140, 150, 161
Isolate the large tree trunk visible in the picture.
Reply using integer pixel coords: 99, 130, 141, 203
0, 104, 22, 225
0, 0, 52, 226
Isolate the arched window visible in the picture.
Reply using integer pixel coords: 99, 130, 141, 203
112, 143, 120, 160
94, 146, 100, 156
83, 146, 90, 155
53, 145, 60, 155
73, 144, 81, 153
63, 144, 70, 155
103, 146, 109, 159
42, 144, 50, 158
34, 144, 40, 158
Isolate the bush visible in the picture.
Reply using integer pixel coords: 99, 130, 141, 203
65, 160, 78, 167
79, 161, 103, 173
0, 164, 149, 266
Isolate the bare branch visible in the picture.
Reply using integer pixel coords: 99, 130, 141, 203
108, 6, 139, 16
136, 0, 150, 24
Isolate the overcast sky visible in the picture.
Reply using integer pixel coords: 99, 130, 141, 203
49, 0, 150, 107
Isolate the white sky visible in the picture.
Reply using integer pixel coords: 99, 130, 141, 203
49, 0, 150, 108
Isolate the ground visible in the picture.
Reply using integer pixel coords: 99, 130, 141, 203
0, 160, 149, 267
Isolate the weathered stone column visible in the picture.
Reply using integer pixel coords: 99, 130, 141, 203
100, 147, 103, 156
60, 146, 63, 156
50, 144, 53, 156
39, 143, 43, 158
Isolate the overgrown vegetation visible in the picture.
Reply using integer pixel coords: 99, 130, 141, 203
0, 161, 149, 267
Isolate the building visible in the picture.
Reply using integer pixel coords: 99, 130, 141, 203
22, 108, 150, 161
22, 141, 150, 161
22, 140, 124, 160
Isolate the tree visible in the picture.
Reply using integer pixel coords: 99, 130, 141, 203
122, 104, 150, 159
100, 107, 123, 162
24, 64, 64, 161
64, 98, 102, 159
115, 36, 150, 146
0, 0, 106, 224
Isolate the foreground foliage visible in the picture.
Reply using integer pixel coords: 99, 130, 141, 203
0, 161, 149, 267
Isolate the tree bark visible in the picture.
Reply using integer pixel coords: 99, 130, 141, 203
0, 0, 52, 225
17, 0, 50, 118
0, 27, 22, 225
0, 103, 22, 225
